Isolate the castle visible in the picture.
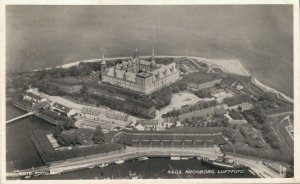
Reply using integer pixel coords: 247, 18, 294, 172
99, 49, 180, 94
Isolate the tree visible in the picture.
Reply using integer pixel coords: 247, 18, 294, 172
58, 133, 77, 146
63, 118, 75, 130
286, 167, 294, 178
93, 125, 105, 143
195, 89, 211, 98
52, 125, 63, 138
80, 84, 88, 95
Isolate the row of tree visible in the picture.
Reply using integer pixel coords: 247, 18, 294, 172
52, 125, 105, 146
162, 100, 218, 118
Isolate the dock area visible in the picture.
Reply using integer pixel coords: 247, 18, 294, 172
8, 146, 283, 179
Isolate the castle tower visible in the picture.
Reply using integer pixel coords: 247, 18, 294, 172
185, 47, 188, 59
101, 54, 107, 72
151, 48, 155, 61
133, 48, 139, 59
99, 54, 107, 81
151, 48, 156, 67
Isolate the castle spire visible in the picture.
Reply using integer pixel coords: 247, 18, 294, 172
133, 48, 139, 59
101, 54, 106, 64
185, 47, 188, 59
151, 48, 155, 61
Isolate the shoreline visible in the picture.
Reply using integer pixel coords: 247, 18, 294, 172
30, 55, 293, 102
10, 146, 283, 178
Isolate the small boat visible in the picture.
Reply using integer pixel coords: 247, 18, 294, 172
138, 157, 148, 161
180, 156, 192, 160
115, 160, 125, 164
88, 166, 94, 169
129, 170, 140, 179
196, 156, 203, 160
24, 175, 32, 179
201, 155, 245, 170
170, 156, 180, 160
99, 163, 109, 168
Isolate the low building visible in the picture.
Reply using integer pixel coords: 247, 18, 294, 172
230, 81, 244, 91
238, 102, 253, 112
23, 92, 45, 103
80, 106, 130, 127
228, 119, 247, 125
51, 102, 76, 117
178, 104, 228, 122
105, 111, 129, 122
187, 78, 222, 91
136, 119, 159, 131
211, 89, 226, 98
81, 106, 106, 120
134, 123, 145, 131
229, 102, 253, 112
161, 122, 174, 129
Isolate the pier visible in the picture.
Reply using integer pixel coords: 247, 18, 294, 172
6, 112, 34, 124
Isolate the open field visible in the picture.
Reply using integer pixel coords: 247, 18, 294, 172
158, 91, 202, 116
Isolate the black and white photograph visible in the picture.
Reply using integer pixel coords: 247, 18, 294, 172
1, 0, 299, 183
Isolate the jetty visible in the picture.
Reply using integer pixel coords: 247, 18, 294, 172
6, 112, 34, 124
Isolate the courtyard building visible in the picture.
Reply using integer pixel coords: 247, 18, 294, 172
100, 49, 180, 94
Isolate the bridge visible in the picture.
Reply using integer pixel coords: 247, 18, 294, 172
6, 112, 34, 124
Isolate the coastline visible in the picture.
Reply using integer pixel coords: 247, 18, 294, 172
10, 146, 282, 178
30, 55, 293, 102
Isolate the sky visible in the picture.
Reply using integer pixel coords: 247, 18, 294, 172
5, 5, 293, 96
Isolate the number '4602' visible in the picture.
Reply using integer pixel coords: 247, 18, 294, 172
168, 170, 182, 175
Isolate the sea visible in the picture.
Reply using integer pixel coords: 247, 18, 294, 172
5, 5, 293, 179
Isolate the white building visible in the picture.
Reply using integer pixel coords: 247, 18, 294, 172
23, 92, 46, 104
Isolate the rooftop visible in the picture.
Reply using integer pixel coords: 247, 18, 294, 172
137, 119, 159, 126
24, 92, 43, 100
53, 102, 71, 113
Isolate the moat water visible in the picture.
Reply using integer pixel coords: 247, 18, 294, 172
6, 104, 257, 179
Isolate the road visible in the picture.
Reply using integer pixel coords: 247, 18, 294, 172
9, 146, 285, 178
269, 115, 294, 157
266, 111, 293, 118
48, 147, 220, 173
11, 146, 282, 178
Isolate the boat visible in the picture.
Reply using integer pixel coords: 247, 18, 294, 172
180, 156, 192, 160
129, 170, 140, 179
196, 156, 203, 160
170, 156, 180, 160
88, 166, 94, 169
98, 163, 109, 168
138, 157, 148, 161
201, 154, 245, 170
24, 175, 32, 179
115, 160, 125, 164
